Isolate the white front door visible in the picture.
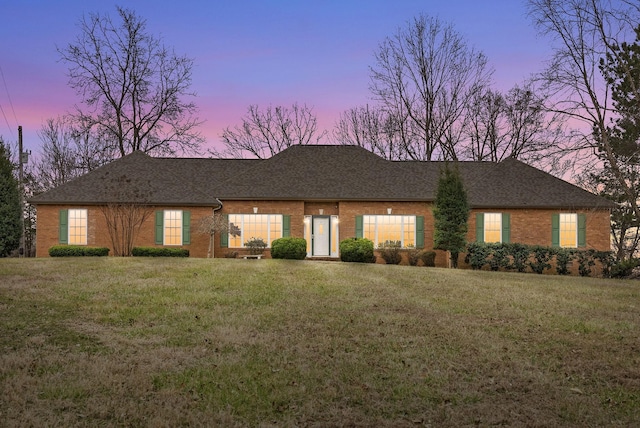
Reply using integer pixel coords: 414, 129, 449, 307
313, 217, 330, 256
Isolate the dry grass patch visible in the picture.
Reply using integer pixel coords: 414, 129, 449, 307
1, 258, 639, 426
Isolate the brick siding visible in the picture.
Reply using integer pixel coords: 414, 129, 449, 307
35, 202, 611, 267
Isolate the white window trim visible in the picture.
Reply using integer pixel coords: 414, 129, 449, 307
229, 214, 283, 248
164, 210, 183, 246
560, 213, 578, 248
484, 212, 502, 243
68, 208, 88, 245
364, 215, 416, 248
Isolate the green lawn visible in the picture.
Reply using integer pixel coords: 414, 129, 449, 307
1, 258, 639, 426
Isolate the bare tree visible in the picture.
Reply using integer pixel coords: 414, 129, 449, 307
34, 116, 114, 192
99, 174, 154, 257
369, 14, 492, 161
216, 103, 327, 159
35, 118, 80, 191
333, 105, 411, 160
58, 6, 203, 158
196, 211, 240, 258
528, 0, 640, 216
464, 83, 565, 166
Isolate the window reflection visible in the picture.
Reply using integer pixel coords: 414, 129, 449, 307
229, 214, 283, 247
363, 215, 415, 247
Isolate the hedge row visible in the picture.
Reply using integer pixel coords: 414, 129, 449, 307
377, 241, 436, 266
131, 247, 190, 257
49, 245, 110, 257
465, 242, 614, 277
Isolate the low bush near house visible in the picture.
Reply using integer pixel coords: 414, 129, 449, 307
131, 247, 189, 257
48, 245, 110, 257
244, 237, 267, 255
466, 242, 491, 270
271, 237, 307, 260
378, 240, 402, 265
554, 248, 574, 275
406, 247, 421, 266
420, 250, 436, 267
224, 251, 239, 258
504, 243, 530, 273
529, 246, 554, 274
609, 257, 640, 278
339, 238, 375, 263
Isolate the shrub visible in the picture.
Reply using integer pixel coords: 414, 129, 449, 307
466, 242, 490, 270
49, 245, 110, 257
595, 251, 615, 277
245, 237, 267, 255
555, 248, 575, 275
575, 249, 597, 277
487, 243, 510, 271
529, 246, 554, 274
224, 251, 239, 258
504, 243, 530, 272
406, 246, 421, 266
378, 240, 402, 265
339, 238, 375, 263
608, 257, 639, 278
271, 237, 307, 260
420, 251, 436, 267
131, 247, 189, 257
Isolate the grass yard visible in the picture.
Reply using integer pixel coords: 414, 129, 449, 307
1, 258, 639, 427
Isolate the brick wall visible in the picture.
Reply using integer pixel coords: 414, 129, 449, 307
35, 202, 611, 265
35, 204, 216, 258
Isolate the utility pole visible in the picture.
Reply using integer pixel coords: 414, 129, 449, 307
18, 126, 29, 257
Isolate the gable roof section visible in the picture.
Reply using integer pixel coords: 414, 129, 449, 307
29, 151, 220, 206
210, 145, 399, 200
465, 157, 613, 209
30, 145, 614, 209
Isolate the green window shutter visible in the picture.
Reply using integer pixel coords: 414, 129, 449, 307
182, 211, 191, 245
501, 213, 511, 244
282, 215, 291, 237
155, 211, 164, 245
475, 213, 484, 243
59, 209, 68, 244
577, 213, 586, 248
355, 215, 363, 238
551, 213, 560, 247
220, 214, 229, 248
416, 216, 425, 248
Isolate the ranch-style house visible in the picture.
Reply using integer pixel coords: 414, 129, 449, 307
29, 145, 614, 267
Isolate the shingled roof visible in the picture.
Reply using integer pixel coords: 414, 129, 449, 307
29, 145, 614, 209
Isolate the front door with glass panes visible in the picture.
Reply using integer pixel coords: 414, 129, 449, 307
312, 217, 330, 256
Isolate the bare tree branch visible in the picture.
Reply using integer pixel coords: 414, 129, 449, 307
59, 6, 203, 158
216, 103, 327, 159
369, 14, 492, 160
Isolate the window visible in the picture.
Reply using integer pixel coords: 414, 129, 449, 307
155, 210, 190, 246
552, 213, 586, 248
228, 214, 284, 248
68, 209, 87, 245
164, 210, 182, 245
362, 215, 416, 247
475, 213, 510, 243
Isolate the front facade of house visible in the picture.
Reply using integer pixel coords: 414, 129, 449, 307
30, 146, 613, 267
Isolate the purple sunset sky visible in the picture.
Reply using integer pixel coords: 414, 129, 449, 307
0, 0, 550, 156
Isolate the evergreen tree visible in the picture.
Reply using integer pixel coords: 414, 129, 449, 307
0, 140, 21, 257
433, 163, 470, 267
599, 24, 640, 162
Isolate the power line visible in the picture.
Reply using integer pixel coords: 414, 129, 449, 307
0, 64, 18, 140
